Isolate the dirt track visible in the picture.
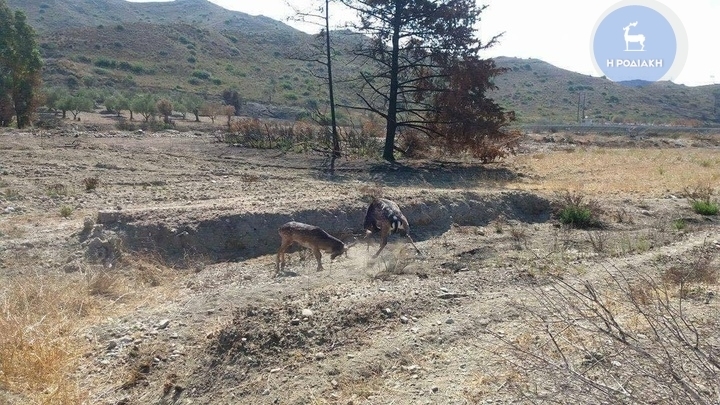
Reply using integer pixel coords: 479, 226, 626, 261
1, 126, 719, 404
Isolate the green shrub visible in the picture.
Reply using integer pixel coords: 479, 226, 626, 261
558, 206, 593, 227
672, 219, 687, 230
556, 191, 601, 228
60, 205, 73, 218
685, 185, 718, 216
692, 200, 719, 216
191, 70, 211, 80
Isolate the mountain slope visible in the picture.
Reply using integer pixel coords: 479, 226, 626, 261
492, 57, 720, 124
5, 0, 720, 125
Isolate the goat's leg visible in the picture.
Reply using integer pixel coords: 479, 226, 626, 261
373, 232, 388, 258
363, 230, 374, 252
276, 240, 291, 276
312, 247, 323, 271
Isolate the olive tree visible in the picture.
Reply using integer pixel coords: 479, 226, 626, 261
0, 0, 42, 128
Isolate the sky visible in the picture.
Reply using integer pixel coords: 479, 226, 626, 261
130, 0, 720, 86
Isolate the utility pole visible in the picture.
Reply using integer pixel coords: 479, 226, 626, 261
577, 93, 581, 124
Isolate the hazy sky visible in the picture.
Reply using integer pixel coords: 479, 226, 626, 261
130, 0, 720, 86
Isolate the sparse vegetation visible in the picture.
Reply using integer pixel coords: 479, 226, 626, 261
1, 1, 720, 404
685, 185, 719, 215
83, 176, 99, 191
491, 263, 720, 404
692, 200, 719, 215
556, 191, 601, 228
59, 205, 73, 217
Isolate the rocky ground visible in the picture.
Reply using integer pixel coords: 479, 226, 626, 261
1, 121, 719, 405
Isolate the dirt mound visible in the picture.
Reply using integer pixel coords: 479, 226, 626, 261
188, 285, 440, 399
95, 191, 551, 266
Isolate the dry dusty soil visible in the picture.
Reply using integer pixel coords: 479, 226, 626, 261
1, 121, 720, 405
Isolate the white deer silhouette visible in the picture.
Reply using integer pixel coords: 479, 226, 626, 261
623, 22, 645, 51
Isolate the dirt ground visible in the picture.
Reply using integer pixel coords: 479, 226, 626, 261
1, 119, 719, 405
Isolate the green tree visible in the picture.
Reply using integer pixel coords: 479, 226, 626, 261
340, 0, 503, 162
183, 94, 204, 122
116, 93, 131, 119
0, 0, 43, 128
59, 91, 94, 120
131, 94, 157, 122
42, 87, 65, 116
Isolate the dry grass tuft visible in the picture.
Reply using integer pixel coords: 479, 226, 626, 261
0, 252, 179, 404
661, 250, 718, 287
0, 273, 94, 404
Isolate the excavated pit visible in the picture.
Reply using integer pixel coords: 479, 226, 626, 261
95, 191, 552, 267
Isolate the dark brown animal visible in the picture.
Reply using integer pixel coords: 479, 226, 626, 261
276, 221, 350, 276
363, 198, 420, 257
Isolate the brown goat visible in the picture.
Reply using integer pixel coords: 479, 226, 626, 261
276, 221, 351, 276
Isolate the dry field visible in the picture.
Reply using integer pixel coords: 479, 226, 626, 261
1, 122, 719, 405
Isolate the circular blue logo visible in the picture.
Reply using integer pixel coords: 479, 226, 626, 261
591, 1, 687, 84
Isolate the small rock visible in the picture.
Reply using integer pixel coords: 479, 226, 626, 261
445, 318, 454, 324
270, 368, 282, 373
63, 261, 82, 273
383, 308, 393, 316
301, 308, 313, 317
290, 318, 301, 326
400, 316, 409, 324
331, 379, 338, 387
431, 386, 439, 393
157, 319, 171, 329
314, 352, 326, 360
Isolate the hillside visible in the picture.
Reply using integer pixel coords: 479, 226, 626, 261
492, 57, 720, 124
5, 0, 720, 125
